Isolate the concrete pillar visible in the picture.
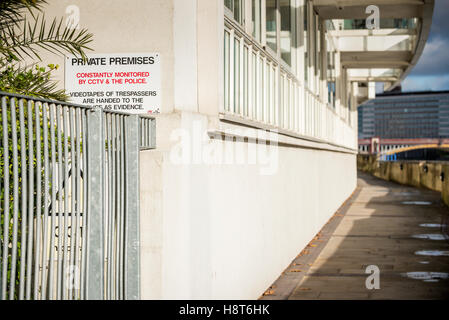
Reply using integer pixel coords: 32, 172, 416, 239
174, 0, 198, 112
368, 81, 376, 100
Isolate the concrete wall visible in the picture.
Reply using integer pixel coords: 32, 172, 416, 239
443, 164, 449, 206
141, 112, 357, 299
358, 155, 449, 207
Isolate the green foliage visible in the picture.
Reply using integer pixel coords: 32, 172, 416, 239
0, 0, 93, 62
0, 63, 68, 101
0, 0, 93, 100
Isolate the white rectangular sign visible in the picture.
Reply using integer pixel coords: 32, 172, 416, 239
65, 53, 161, 114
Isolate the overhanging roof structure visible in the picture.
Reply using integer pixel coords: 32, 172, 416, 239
317, 0, 435, 103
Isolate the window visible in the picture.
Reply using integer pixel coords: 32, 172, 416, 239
313, 12, 319, 85
224, 31, 230, 111
328, 81, 336, 108
224, 0, 244, 25
304, 1, 308, 84
266, 0, 277, 52
225, 0, 232, 10
243, 45, 249, 116
280, 0, 294, 66
252, 52, 257, 119
327, 39, 336, 108
234, 37, 241, 113
252, 0, 262, 42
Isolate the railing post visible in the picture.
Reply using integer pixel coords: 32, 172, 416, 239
151, 118, 157, 149
124, 115, 140, 300
86, 108, 104, 300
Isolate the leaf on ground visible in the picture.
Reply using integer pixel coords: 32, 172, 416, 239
263, 290, 275, 296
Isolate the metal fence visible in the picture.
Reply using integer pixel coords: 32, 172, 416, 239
0, 91, 155, 300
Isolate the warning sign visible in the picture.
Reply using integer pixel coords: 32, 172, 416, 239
64, 53, 161, 114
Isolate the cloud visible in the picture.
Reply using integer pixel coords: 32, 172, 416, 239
402, 75, 449, 92
427, 0, 449, 42
403, 0, 449, 86
410, 38, 449, 76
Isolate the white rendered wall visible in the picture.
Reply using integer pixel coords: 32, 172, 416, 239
140, 112, 357, 299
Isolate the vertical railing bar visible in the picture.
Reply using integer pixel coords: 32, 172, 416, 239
115, 114, 121, 299
112, 114, 117, 299
40, 102, 50, 300
144, 119, 147, 148
18, 99, 28, 300
107, 113, 113, 300
141, 119, 148, 146
0, 97, 3, 300
86, 108, 104, 300
68, 107, 76, 300
73, 108, 82, 300
146, 119, 149, 148
80, 109, 88, 299
145, 119, 149, 147
25, 100, 35, 300
141, 119, 144, 148
62, 106, 70, 300
124, 115, 140, 300
111, 114, 117, 300
142, 119, 145, 148
9, 97, 20, 300
55, 105, 63, 300
147, 119, 156, 148
119, 116, 126, 299
151, 119, 156, 149
1, 96, 10, 300
140, 119, 144, 147
147, 119, 150, 147
32, 101, 42, 300
84, 110, 91, 299
48, 104, 57, 299
141, 118, 144, 148
141, 119, 145, 148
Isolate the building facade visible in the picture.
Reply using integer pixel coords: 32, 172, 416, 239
37, 0, 433, 299
358, 91, 449, 140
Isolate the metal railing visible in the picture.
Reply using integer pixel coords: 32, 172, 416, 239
0, 91, 155, 300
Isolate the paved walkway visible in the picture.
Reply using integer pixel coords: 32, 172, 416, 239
261, 172, 449, 300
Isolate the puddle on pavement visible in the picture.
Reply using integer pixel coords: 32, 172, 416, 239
415, 250, 449, 256
412, 234, 448, 241
401, 272, 449, 282
395, 192, 420, 196
401, 201, 432, 205
419, 223, 446, 228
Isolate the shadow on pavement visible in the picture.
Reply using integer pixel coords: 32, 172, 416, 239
287, 172, 449, 300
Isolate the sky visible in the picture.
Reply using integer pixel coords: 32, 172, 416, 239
401, 0, 449, 92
